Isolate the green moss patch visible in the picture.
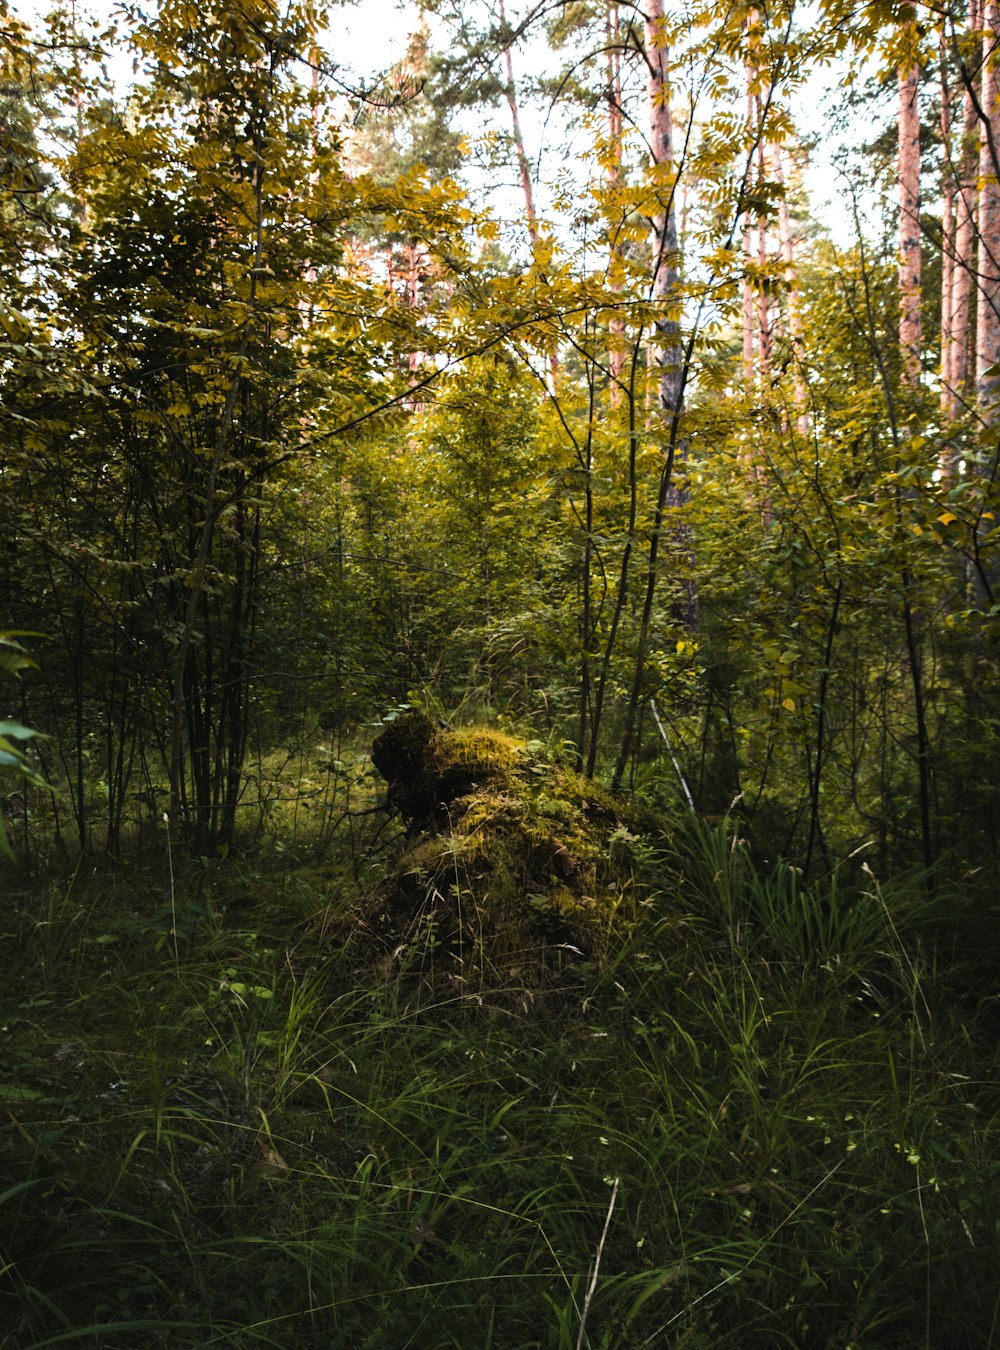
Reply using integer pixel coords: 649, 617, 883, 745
359, 713, 649, 993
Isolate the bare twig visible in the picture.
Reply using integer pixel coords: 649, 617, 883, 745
576, 1176, 620, 1350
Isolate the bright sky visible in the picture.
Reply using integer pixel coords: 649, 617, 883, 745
12, 0, 868, 246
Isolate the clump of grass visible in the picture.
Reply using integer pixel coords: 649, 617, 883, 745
671, 810, 940, 969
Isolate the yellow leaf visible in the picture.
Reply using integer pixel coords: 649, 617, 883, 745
251, 1145, 289, 1179
938, 512, 956, 525
782, 697, 796, 713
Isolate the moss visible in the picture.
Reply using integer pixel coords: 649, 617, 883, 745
357, 713, 655, 995
398, 836, 452, 878
371, 713, 525, 826
432, 727, 525, 807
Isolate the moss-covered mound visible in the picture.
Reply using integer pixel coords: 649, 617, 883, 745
358, 713, 648, 994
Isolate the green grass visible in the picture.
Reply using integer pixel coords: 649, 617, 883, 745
1, 808, 999, 1349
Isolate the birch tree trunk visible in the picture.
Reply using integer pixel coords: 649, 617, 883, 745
898, 33, 922, 386
977, 0, 1000, 412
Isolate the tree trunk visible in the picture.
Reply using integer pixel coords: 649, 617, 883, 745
607, 0, 626, 406
978, 0, 1000, 411
940, 31, 957, 416
645, 0, 681, 419
755, 103, 771, 383
611, 0, 690, 789
498, 0, 539, 249
742, 216, 755, 390
898, 32, 922, 387
742, 14, 762, 397
497, 0, 558, 383
769, 141, 809, 432
950, 0, 980, 414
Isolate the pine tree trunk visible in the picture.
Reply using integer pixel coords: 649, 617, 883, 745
898, 36, 922, 386
755, 107, 771, 382
498, 0, 539, 249
498, 0, 558, 382
645, 0, 681, 418
606, 1, 626, 406
978, 0, 1000, 412
951, 0, 982, 413
940, 33, 957, 416
611, 0, 690, 790
769, 141, 809, 431
742, 34, 757, 393
742, 216, 755, 390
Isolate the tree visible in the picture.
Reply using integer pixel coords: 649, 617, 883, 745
897, 12, 921, 387
0, 0, 477, 851
977, 0, 1000, 411
943, 0, 981, 421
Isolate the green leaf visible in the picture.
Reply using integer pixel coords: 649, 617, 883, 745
0, 720, 40, 741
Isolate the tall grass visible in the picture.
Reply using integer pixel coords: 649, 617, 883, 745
2, 815, 998, 1348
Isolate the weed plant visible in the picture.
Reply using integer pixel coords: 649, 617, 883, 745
1, 805, 998, 1348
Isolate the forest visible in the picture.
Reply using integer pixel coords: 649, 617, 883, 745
1, 0, 999, 1343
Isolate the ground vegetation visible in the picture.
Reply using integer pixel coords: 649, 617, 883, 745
1, 0, 1000, 1342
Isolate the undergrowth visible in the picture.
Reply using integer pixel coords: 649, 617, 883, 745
1, 798, 999, 1348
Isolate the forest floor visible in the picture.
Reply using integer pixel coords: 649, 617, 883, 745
2, 725, 999, 1348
